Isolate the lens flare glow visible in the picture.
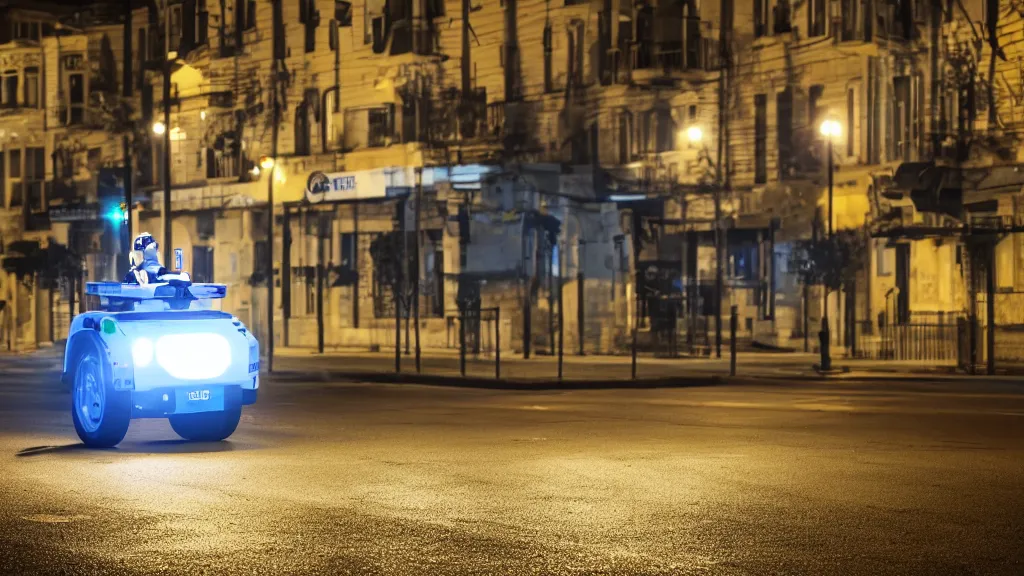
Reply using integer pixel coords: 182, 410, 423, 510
156, 333, 232, 380
132, 337, 154, 367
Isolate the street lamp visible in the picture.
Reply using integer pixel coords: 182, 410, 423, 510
259, 155, 275, 170
152, 121, 167, 135
818, 118, 841, 371
685, 123, 724, 358
686, 125, 704, 144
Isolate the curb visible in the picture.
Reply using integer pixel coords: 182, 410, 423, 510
267, 369, 728, 390
265, 369, 1024, 390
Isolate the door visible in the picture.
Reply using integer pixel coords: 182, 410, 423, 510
895, 244, 910, 324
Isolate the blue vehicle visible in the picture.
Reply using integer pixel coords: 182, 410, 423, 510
63, 276, 260, 447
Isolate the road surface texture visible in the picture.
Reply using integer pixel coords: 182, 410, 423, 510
1, 351, 1022, 575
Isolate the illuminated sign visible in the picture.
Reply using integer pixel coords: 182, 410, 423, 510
49, 203, 99, 222
305, 168, 411, 203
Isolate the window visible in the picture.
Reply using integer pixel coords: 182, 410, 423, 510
773, 0, 793, 33
808, 84, 824, 130
654, 108, 675, 153
12, 20, 41, 41
731, 243, 758, 280
137, 28, 147, 89
7, 149, 22, 207
169, 4, 183, 43
273, 0, 285, 59
246, 0, 256, 30
637, 111, 652, 155
1, 70, 18, 107
777, 87, 793, 177
754, 0, 769, 37
197, 0, 209, 44
847, 88, 855, 157
687, 105, 698, 148
67, 73, 85, 125
569, 20, 585, 87
618, 111, 633, 164
543, 23, 553, 92
754, 94, 767, 184
893, 76, 911, 161
300, 0, 318, 53
340, 233, 357, 274
840, 0, 858, 40
876, 242, 893, 276
25, 148, 43, 211
423, 235, 444, 318
23, 67, 39, 108
192, 246, 214, 283
807, 0, 826, 37
336, 1, 353, 26
294, 90, 317, 156
426, 0, 444, 18
368, 107, 393, 147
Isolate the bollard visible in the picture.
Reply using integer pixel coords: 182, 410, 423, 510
730, 305, 737, 376
459, 311, 466, 377
495, 308, 501, 380
631, 327, 638, 380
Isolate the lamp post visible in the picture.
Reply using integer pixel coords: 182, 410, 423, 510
686, 125, 723, 358
818, 118, 842, 371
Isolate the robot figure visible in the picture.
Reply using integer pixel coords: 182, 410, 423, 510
124, 232, 169, 285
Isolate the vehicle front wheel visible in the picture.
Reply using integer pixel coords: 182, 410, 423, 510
71, 349, 131, 448
168, 408, 242, 442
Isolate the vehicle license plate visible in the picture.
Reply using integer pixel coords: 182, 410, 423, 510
176, 387, 224, 413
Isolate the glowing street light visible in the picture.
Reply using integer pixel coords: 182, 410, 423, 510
819, 119, 842, 139
259, 156, 275, 170
685, 125, 704, 144
152, 121, 167, 135
817, 117, 842, 373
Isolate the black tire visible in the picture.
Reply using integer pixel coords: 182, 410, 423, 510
70, 344, 131, 448
168, 408, 242, 442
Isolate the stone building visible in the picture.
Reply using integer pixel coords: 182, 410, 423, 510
0, 1, 149, 350
2, 0, 1020, 367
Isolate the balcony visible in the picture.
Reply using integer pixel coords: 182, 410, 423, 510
631, 38, 718, 81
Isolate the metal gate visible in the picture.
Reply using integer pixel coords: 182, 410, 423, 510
864, 312, 962, 363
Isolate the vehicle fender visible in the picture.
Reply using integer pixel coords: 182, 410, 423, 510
62, 329, 110, 391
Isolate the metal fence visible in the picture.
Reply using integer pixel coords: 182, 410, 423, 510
857, 312, 963, 364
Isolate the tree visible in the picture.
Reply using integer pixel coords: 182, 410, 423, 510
368, 231, 418, 318
2, 240, 84, 337
789, 228, 868, 293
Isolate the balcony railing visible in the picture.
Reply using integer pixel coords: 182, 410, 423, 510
631, 39, 718, 75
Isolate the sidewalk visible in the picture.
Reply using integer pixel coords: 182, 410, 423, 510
271, 346, 1011, 388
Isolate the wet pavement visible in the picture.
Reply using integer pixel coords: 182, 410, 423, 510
1, 351, 1023, 574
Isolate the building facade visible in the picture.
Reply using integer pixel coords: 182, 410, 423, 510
3, 0, 1022, 367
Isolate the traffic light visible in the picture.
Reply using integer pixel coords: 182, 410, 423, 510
106, 201, 128, 225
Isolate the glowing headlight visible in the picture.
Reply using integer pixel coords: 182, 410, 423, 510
132, 337, 154, 367
156, 333, 231, 380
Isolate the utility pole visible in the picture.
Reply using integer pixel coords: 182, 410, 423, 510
414, 168, 422, 373
461, 0, 471, 97
266, 55, 280, 373
161, 0, 172, 266
714, 0, 731, 359
122, 0, 133, 246
819, 134, 835, 371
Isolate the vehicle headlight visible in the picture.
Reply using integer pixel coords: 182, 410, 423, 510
156, 333, 231, 380
132, 337, 154, 367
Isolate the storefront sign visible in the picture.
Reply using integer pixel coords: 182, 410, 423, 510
49, 203, 99, 222
305, 167, 412, 203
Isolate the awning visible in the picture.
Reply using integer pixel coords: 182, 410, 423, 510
888, 162, 1024, 219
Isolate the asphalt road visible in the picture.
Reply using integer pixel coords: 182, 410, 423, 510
1, 352, 1023, 575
